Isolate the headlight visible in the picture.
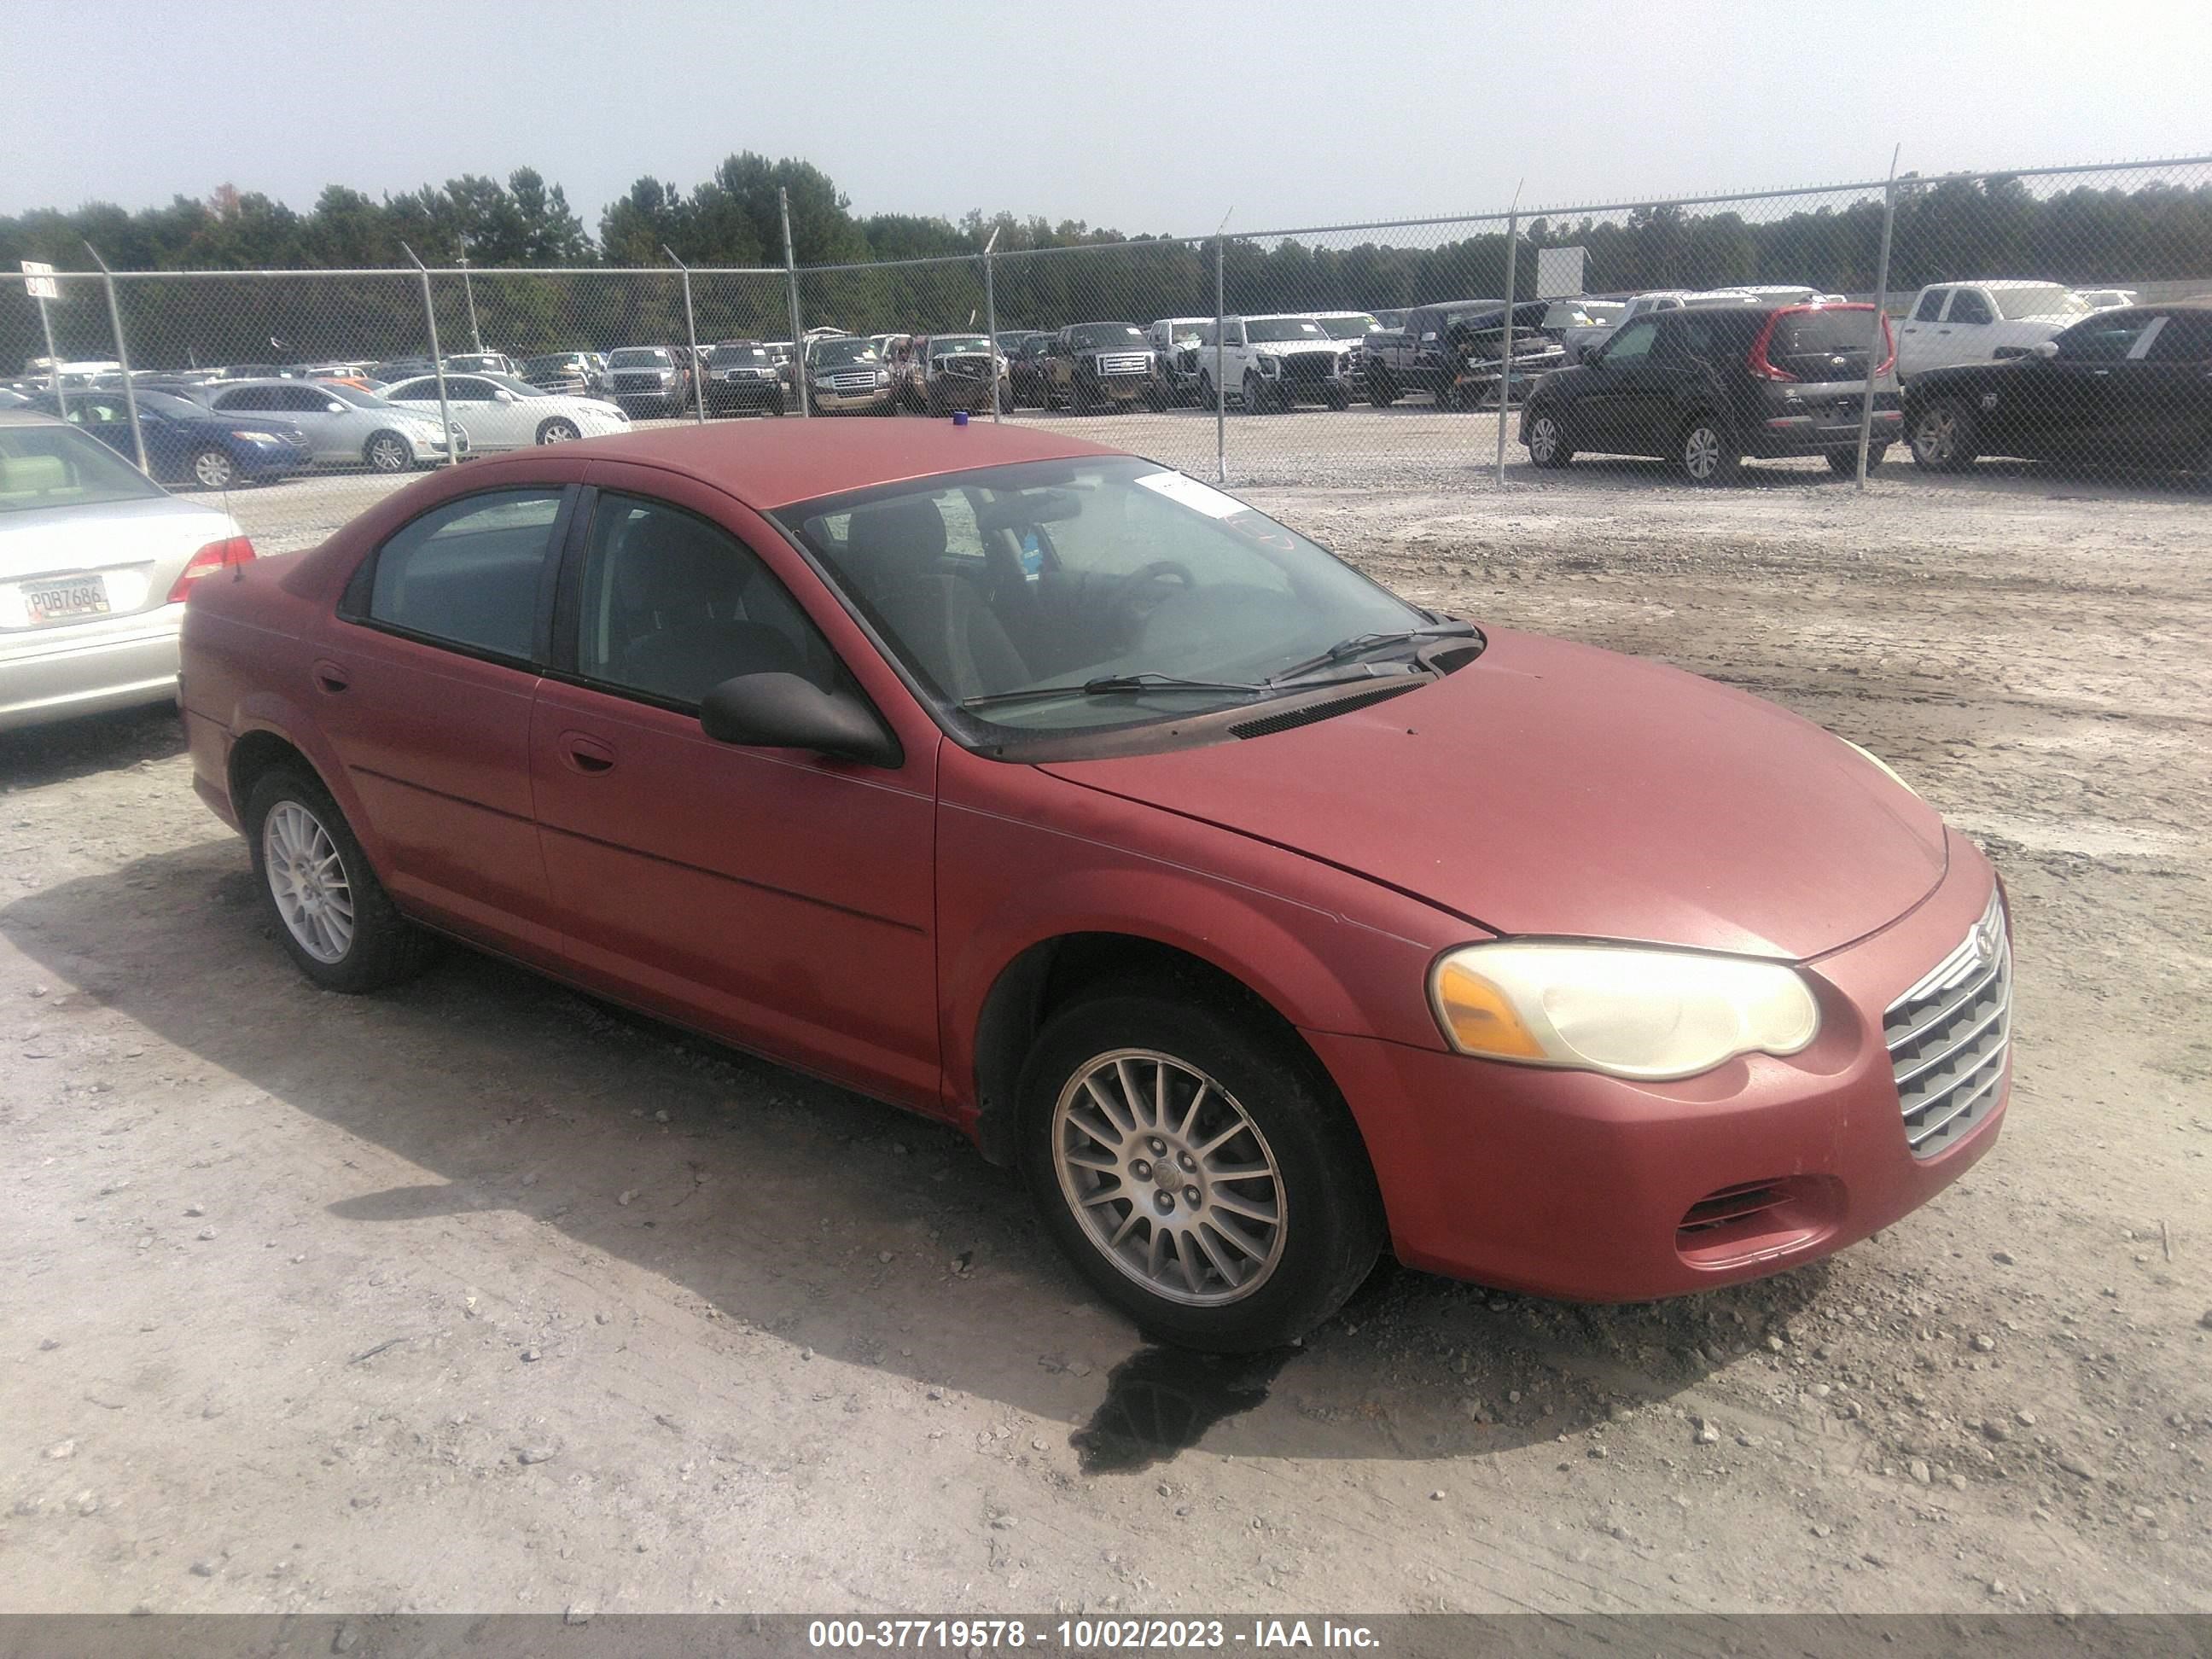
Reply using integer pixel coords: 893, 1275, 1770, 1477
1840, 737, 1918, 798
230, 429, 278, 443
1428, 942, 1819, 1081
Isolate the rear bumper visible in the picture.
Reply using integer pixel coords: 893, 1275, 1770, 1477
0, 611, 183, 732
1749, 401, 1903, 457
1309, 839, 2007, 1301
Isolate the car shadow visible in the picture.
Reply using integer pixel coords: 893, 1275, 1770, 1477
2, 838, 1835, 1471
0, 703, 186, 788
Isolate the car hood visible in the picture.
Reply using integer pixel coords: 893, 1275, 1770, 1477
1247, 339, 1342, 355
1038, 629, 1948, 961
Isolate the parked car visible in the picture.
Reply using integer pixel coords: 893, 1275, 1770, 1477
902, 334, 1006, 416
1359, 300, 1502, 405
2, 410, 256, 731
379, 374, 628, 450
30, 388, 313, 490
195, 379, 463, 472
1197, 315, 1354, 412
1006, 333, 1059, 409
1894, 281, 2092, 383
2075, 288, 2140, 312
521, 352, 608, 398
603, 346, 694, 417
696, 342, 789, 416
1039, 323, 1160, 414
178, 418, 2011, 1349
1518, 301, 1901, 483
1145, 317, 1215, 408
1901, 300, 2212, 477
801, 335, 896, 416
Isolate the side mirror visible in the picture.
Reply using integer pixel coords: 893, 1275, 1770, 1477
326, 401, 346, 413
494, 389, 516, 403
699, 672, 900, 767
2030, 340, 2060, 359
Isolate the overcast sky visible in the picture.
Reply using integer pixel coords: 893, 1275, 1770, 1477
7, 0, 2208, 236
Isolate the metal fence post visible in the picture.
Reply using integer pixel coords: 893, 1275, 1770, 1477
458, 248, 484, 355
981, 226, 1001, 423
780, 188, 810, 418
1494, 208, 1517, 487
1856, 147, 1902, 491
32, 283, 66, 419
401, 242, 457, 467
84, 244, 148, 474
1214, 238, 1226, 484
666, 247, 707, 425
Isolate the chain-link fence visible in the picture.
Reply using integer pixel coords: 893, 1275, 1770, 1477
5, 154, 2208, 551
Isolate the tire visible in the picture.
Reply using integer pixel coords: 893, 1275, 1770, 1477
1827, 446, 1880, 476
1071, 377, 1091, 416
189, 446, 236, 490
1524, 407, 1574, 469
1144, 382, 1169, 412
1323, 387, 1350, 411
766, 394, 787, 416
535, 417, 581, 445
1017, 990, 1384, 1352
362, 430, 413, 474
1196, 370, 1215, 410
1908, 399, 1980, 473
1243, 371, 1272, 414
1678, 413, 1742, 486
1366, 369, 1399, 408
244, 768, 437, 994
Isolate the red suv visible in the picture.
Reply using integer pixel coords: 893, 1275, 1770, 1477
179, 422, 2009, 1350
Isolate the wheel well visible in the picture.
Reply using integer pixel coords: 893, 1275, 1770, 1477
970, 933, 1318, 1167
226, 730, 315, 819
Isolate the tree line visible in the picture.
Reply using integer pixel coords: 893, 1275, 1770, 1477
6, 157, 2209, 372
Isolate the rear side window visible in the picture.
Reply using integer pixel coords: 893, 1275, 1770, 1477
359, 490, 563, 662
2056, 312, 2162, 362
2145, 313, 2212, 362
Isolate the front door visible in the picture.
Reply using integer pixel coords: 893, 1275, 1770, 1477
528, 475, 943, 1110
318, 486, 571, 962
1570, 317, 1665, 453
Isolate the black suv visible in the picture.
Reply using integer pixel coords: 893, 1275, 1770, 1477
1517, 303, 1901, 483
702, 341, 788, 416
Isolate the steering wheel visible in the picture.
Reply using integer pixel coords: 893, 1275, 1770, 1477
1110, 559, 1196, 611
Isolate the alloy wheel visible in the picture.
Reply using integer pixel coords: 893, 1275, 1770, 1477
1528, 415, 1560, 464
1684, 424, 1723, 480
1914, 408, 1959, 465
1051, 1048, 1287, 1307
192, 449, 235, 489
262, 800, 354, 965
366, 435, 409, 473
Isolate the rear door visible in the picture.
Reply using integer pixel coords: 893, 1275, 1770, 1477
2126, 311, 2212, 463
528, 468, 942, 1109
318, 486, 573, 962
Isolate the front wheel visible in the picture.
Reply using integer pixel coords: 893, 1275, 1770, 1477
362, 430, 413, 474
1017, 992, 1384, 1352
1524, 408, 1574, 469
1827, 445, 1883, 476
1365, 369, 1399, 408
535, 417, 580, 445
1679, 414, 1742, 486
245, 769, 437, 993
189, 446, 237, 490
1196, 370, 1215, 409
1908, 400, 1979, 473
1243, 371, 1273, 414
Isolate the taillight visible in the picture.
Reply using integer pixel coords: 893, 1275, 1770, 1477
1746, 311, 1796, 381
168, 536, 255, 603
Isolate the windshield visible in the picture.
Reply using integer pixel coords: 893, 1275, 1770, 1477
320, 383, 387, 409
714, 346, 772, 365
777, 457, 1423, 739
1313, 315, 1379, 339
0, 422, 167, 514
608, 348, 670, 368
1068, 323, 1145, 349
813, 339, 881, 366
1244, 317, 1329, 343
931, 336, 992, 355
524, 355, 584, 373
1994, 285, 2084, 320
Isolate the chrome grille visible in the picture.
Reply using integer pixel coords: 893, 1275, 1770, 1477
826, 371, 876, 391
1096, 352, 1151, 376
1884, 890, 2011, 1158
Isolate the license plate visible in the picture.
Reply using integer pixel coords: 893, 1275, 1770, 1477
25, 577, 108, 623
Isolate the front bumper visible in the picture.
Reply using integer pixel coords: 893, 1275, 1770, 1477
812, 384, 894, 413
0, 608, 183, 732
1309, 837, 2008, 1301
233, 442, 312, 480
707, 376, 784, 410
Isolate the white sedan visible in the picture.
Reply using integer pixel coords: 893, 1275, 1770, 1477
377, 373, 629, 451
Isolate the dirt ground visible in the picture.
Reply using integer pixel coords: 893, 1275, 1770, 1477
1, 451, 2207, 1618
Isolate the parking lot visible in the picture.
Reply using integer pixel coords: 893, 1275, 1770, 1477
2, 453, 2208, 1616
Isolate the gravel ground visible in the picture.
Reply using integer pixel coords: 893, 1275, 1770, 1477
0, 445, 2207, 1617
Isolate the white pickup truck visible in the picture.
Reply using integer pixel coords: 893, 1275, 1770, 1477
1894, 280, 2092, 382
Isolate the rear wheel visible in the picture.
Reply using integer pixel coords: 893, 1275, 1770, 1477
1018, 990, 1383, 1352
189, 446, 236, 490
1366, 368, 1399, 408
1678, 414, 1741, 486
1524, 408, 1574, 469
245, 768, 437, 994
362, 430, 412, 473
1909, 399, 1979, 473
1827, 446, 1880, 476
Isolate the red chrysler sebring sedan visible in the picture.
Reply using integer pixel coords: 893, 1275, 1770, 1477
179, 422, 2011, 1350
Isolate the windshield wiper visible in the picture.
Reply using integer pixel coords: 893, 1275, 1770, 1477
961, 672, 1269, 711
1266, 620, 1481, 685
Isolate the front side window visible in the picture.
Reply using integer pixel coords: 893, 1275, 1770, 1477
573, 495, 841, 708
1945, 290, 1994, 325
1599, 319, 1659, 363
360, 490, 563, 661
778, 457, 1422, 732
1912, 288, 1948, 323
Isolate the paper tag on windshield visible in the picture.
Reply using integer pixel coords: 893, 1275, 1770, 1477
1134, 470, 1248, 520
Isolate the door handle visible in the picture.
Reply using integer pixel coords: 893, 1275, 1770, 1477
311, 660, 349, 694
559, 731, 615, 774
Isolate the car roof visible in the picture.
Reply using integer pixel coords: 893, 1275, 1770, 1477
457, 417, 1124, 512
